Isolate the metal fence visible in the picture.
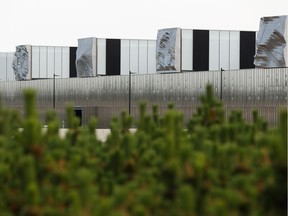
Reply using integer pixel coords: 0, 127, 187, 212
0, 68, 287, 128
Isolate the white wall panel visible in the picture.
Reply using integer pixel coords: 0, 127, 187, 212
148, 40, 156, 74
181, 29, 193, 71
120, 39, 130, 75
220, 31, 230, 71
97, 39, 106, 75
130, 40, 139, 74
229, 31, 240, 70
139, 40, 148, 74
47, 47, 55, 78
54, 47, 62, 76
6, 53, 15, 81
0, 53, 7, 81
255, 32, 258, 56
32, 46, 40, 78
62, 47, 70, 78
209, 30, 220, 71
39, 46, 47, 78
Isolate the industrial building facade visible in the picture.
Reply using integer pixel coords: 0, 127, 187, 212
0, 15, 287, 127
0, 29, 257, 81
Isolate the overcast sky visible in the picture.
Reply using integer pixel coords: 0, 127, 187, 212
0, 0, 287, 52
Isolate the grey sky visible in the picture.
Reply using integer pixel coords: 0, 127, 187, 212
0, 0, 287, 52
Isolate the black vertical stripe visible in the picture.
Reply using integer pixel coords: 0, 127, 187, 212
193, 30, 209, 71
106, 39, 121, 75
240, 31, 256, 69
69, 47, 77, 77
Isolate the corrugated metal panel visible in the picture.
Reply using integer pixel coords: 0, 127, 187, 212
0, 68, 287, 128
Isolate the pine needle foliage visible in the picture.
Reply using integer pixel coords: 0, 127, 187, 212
0, 85, 286, 216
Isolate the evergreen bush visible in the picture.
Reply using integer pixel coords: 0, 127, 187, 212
0, 85, 286, 216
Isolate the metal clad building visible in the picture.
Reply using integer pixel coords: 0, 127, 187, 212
0, 17, 287, 128
0, 29, 256, 81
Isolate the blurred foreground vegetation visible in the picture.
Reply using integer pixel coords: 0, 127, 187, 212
0, 85, 286, 216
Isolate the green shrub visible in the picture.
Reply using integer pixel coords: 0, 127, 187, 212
0, 85, 286, 216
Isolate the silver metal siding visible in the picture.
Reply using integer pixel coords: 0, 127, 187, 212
0, 68, 287, 127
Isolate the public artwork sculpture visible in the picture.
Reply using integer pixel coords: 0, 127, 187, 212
254, 15, 288, 68
12, 45, 31, 81
76, 38, 96, 77
156, 28, 181, 72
